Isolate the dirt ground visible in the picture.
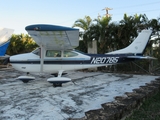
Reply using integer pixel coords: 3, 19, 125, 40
0, 68, 158, 120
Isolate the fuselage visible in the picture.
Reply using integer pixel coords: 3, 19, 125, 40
10, 48, 136, 73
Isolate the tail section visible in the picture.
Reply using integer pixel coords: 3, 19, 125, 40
0, 28, 14, 56
107, 30, 152, 54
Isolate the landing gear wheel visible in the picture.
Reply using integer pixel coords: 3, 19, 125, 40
53, 83, 62, 87
17, 76, 35, 83
22, 80, 29, 83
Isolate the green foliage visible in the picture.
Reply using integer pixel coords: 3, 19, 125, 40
72, 16, 92, 30
7, 34, 38, 55
75, 40, 87, 53
74, 13, 160, 73
94, 16, 112, 53
125, 91, 160, 120
114, 60, 150, 73
73, 16, 94, 51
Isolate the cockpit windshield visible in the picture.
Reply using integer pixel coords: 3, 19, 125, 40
32, 48, 41, 56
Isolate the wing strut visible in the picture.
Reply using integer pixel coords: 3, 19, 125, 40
40, 44, 44, 73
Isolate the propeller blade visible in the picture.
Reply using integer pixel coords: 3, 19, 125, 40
2, 57, 10, 65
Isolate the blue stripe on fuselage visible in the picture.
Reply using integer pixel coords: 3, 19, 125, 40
10, 54, 139, 65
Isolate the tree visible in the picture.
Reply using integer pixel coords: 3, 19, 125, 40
7, 34, 38, 55
147, 18, 160, 73
73, 16, 93, 52
119, 13, 138, 48
105, 22, 122, 51
133, 14, 149, 30
94, 16, 112, 53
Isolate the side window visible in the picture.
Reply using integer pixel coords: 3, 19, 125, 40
64, 51, 78, 57
46, 50, 61, 57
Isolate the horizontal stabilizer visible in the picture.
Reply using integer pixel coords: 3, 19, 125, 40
127, 56, 157, 59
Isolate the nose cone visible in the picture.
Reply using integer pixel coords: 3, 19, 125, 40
10, 53, 39, 63
9, 53, 30, 63
9, 54, 21, 63
9, 55, 15, 62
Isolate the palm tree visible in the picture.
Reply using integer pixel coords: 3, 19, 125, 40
147, 18, 160, 72
119, 14, 138, 48
133, 14, 149, 30
73, 16, 93, 53
106, 22, 121, 51
94, 16, 112, 53
73, 16, 92, 30
24, 34, 38, 52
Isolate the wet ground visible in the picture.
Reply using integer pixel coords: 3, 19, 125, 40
0, 68, 158, 120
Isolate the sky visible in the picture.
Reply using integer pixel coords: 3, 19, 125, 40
0, 0, 160, 34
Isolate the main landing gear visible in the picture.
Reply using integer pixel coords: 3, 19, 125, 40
17, 76, 35, 83
17, 72, 35, 83
47, 70, 71, 87
17, 70, 72, 87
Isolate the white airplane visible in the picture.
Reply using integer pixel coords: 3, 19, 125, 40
7, 24, 154, 87
0, 27, 14, 59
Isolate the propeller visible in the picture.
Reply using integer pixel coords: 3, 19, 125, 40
2, 57, 10, 65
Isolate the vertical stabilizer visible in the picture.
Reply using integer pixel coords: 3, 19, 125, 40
0, 28, 14, 56
107, 30, 152, 54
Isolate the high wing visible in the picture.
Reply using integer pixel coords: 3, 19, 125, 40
25, 24, 79, 50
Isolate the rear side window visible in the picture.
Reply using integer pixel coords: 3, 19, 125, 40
46, 50, 78, 57
46, 50, 61, 57
63, 51, 78, 57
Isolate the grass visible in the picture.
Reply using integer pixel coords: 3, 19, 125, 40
125, 91, 160, 120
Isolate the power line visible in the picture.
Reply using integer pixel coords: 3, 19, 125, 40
56, 1, 160, 25
92, 1, 160, 17
113, 8, 160, 16
114, 1, 160, 9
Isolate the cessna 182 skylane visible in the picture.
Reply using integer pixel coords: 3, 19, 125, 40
8, 24, 154, 87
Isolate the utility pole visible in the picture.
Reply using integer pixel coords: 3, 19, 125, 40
102, 7, 113, 17
98, 13, 101, 19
